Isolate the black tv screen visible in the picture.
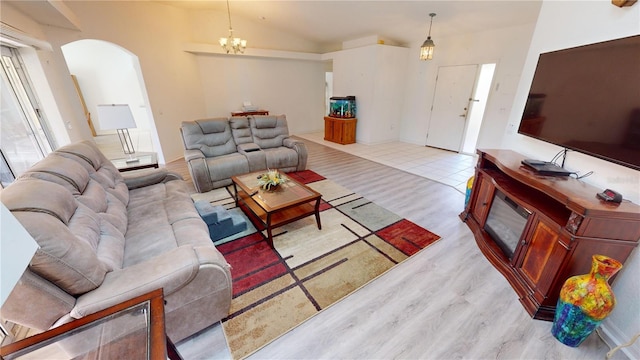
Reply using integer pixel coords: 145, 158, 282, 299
518, 35, 640, 171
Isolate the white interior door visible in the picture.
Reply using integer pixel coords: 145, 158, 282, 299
426, 65, 478, 152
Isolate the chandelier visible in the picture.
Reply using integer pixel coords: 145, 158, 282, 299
219, 0, 247, 54
419, 13, 436, 60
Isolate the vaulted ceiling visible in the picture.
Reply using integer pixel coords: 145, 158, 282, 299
161, 0, 543, 48
4, 0, 543, 50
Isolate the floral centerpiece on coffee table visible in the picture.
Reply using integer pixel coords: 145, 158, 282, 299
257, 169, 286, 190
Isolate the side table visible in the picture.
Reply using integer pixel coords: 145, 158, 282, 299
111, 152, 158, 172
0, 289, 182, 360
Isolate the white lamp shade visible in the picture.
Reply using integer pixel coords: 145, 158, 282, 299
95, 104, 137, 130
1, 203, 39, 307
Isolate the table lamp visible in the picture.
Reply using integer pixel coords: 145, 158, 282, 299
95, 104, 138, 162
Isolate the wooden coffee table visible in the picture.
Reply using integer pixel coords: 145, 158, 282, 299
232, 171, 322, 247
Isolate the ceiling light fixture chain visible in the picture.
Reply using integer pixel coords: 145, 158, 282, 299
420, 13, 436, 61
219, 0, 247, 54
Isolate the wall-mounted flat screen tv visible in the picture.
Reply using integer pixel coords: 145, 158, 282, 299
518, 35, 640, 171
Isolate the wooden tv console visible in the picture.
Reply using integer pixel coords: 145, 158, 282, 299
460, 149, 640, 321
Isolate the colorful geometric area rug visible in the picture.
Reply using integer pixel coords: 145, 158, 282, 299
191, 170, 441, 359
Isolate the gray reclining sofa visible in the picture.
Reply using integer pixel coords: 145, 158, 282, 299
180, 114, 308, 193
0, 140, 232, 343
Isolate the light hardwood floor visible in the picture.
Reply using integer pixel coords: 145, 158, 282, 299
171, 138, 620, 360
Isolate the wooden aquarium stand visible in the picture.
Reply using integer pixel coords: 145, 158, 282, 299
324, 116, 356, 145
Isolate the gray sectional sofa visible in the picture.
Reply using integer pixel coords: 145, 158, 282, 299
180, 114, 308, 193
0, 140, 232, 343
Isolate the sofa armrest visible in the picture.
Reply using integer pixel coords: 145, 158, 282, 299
283, 137, 301, 148
237, 143, 261, 153
71, 246, 229, 318
237, 143, 267, 172
184, 149, 212, 192
1, 270, 76, 331
184, 149, 205, 162
283, 138, 308, 171
122, 168, 183, 190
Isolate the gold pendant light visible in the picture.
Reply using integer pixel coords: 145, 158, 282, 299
219, 0, 247, 54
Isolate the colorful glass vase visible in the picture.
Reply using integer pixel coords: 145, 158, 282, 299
464, 176, 474, 208
551, 254, 622, 347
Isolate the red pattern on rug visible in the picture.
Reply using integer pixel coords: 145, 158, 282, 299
218, 233, 284, 296
375, 219, 441, 256
221, 188, 440, 298
286, 170, 326, 184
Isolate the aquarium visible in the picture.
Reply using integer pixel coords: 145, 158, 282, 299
329, 96, 356, 118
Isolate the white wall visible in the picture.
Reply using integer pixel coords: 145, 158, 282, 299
195, 54, 326, 134
60, 1, 208, 162
370, 45, 409, 144
182, 4, 331, 136
399, 23, 537, 148
62, 40, 149, 130
2, 1, 207, 162
331, 44, 409, 144
503, 1, 640, 357
331, 46, 375, 143
2, 1, 328, 162
62, 39, 154, 153
503, 2, 640, 205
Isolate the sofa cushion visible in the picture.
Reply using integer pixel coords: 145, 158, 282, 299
123, 180, 208, 266
263, 147, 300, 169
72, 246, 205, 318
229, 117, 254, 145
67, 203, 125, 272
254, 116, 278, 129
181, 119, 238, 158
2, 180, 108, 295
250, 115, 290, 149
205, 153, 250, 182
54, 141, 129, 208
73, 179, 128, 236
97, 217, 126, 271
199, 118, 228, 134
19, 154, 90, 195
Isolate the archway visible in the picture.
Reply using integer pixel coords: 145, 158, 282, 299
61, 39, 162, 161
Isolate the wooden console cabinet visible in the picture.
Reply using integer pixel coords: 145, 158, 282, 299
324, 116, 356, 145
460, 149, 640, 320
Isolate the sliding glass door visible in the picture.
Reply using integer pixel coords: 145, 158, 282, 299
0, 45, 54, 187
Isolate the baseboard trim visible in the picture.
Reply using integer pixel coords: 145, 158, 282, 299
600, 322, 639, 360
